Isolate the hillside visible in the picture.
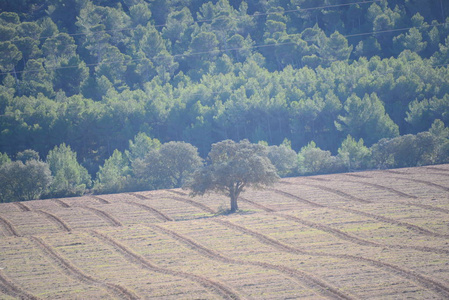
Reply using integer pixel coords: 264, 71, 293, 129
1, 0, 449, 173
0, 164, 448, 299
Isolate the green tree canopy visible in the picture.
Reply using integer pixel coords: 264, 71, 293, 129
133, 141, 202, 189
267, 140, 298, 177
46, 143, 91, 198
297, 141, 343, 175
93, 149, 131, 194
0, 152, 11, 166
335, 93, 399, 145
0, 159, 52, 203
186, 139, 279, 213
337, 135, 371, 171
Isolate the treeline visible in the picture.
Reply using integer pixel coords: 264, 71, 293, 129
0, 0, 449, 180
1, 119, 448, 203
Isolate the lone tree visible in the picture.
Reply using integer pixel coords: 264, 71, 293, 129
185, 139, 279, 213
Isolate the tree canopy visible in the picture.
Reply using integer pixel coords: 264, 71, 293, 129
0, 0, 448, 201
186, 139, 279, 212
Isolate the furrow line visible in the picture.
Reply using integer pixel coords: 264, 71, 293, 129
341, 207, 449, 238
89, 229, 241, 300
270, 189, 449, 238
152, 224, 355, 300
166, 193, 216, 214
239, 197, 385, 248
78, 206, 122, 227
279, 213, 449, 255
340, 173, 371, 178
239, 197, 275, 212
35, 210, 71, 232
88, 195, 110, 204
51, 199, 70, 208
390, 176, 449, 192
240, 198, 341, 242
424, 166, 449, 172
0, 215, 19, 237
13, 202, 31, 212
342, 254, 449, 298
277, 212, 396, 248
345, 180, 417, 198
305, 177, 330, 182
426, 172, 449, 177
29, 236, 138, 300
168, 189, 189, 196
213, 219, 306, 255
127, 192, 148, 200
0, 269, 39, 300
296, 182, 372, 203
405, 203, 449, 214
239, 198, 449, 255
125, 201, 173, 222
214, 219, 449, 299
326, 179, 448, 214
151, 224, 231, 261
269, 189, 325, 208
383, 169, 409, 175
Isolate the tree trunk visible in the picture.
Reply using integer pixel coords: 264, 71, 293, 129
230, 193, 238, 213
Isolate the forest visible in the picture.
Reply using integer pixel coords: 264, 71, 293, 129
0, 0, 449, 201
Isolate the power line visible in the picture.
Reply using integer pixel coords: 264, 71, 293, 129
345, 21, 449, 39
2, 0, 382, 43
0, 20, 446, 77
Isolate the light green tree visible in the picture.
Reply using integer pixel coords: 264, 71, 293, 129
429, 119, 449, 164
46, 143, 91, 197
125, 132, 161, 163
94, 149, 131, 194
297, 141, 343, 175
338, 135, 371, 171
0, 152, 11, 166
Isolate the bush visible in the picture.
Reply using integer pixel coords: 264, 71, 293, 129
297, 141, 344, 175
0, 160, 52, 202
371, 132, 438, 169
267, 141, 298, 177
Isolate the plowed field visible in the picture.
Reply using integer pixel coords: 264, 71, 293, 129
0, 165, 448, 299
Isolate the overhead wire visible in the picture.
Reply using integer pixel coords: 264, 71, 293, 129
2, 0, 382, 42
0, 0, 447, 77
1, 19, 447, 77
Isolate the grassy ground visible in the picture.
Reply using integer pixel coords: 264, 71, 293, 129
0, 165, 448, 299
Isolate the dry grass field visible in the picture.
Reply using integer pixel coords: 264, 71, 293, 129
0, 165, 448, 299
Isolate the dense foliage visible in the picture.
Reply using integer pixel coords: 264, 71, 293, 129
186, 139, 279, 212
0, 0, 449, 201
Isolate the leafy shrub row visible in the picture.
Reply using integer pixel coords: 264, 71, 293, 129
1, 119, 447, 203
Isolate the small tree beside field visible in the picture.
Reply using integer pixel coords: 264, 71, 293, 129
185, 139, 279, 213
